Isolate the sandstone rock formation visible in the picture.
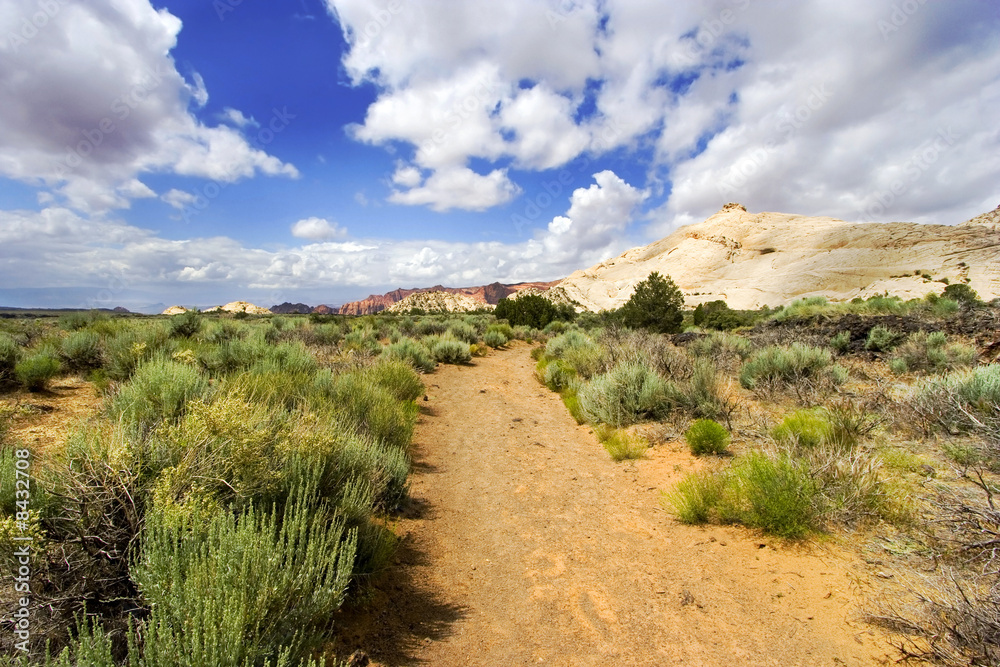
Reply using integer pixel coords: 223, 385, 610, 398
203, 301, 272, 315
338, 281, 559, 315
161, 305, 189, 315
551, 203, 1000, 311
385, 291, 491, 313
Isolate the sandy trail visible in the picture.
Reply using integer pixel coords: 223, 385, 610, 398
342, 343, 889, 666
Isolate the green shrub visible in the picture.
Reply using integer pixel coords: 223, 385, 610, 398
342, 329, 381, 356
909, 364, 1000, 440
943, 282, 980, 305
315, 371, 416, 450
595, 424, 647, 461
543, 359, 576, 391
363, 359, 424, 402
729, 451, 818, 538
428, 337, 472, 364
864, 325, 902, 352
487, 322, 515, 339
578, 361, 678, 427
772, 409, 832, 450
684, 418, 730, 455
107, 357, 208, 432
169, 309, 203, 338
663, 470, 727, 524
890, 331, 976, 374
830, 331, 851, 354
60, 330, 103, 369
616, 271, 684, 334
15, 353, 61, 391
483, 329, 509, 348
494, 293, 573, 329
415, 318, 448, 336
679, 358, 730, 420
739, 343, 834, 392
381, 337, 435, 373
0, 333, 20, 381
560, 386, 587, 425
135, 480, 357, 667
447, 321, 478, 344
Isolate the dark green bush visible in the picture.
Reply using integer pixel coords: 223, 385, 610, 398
616, 271, 684, 334
730, 452, 818, 538
169, 309, 202, 338
942, 282, 980, 305
684, 418, 730, 455
494, 293, 573, 329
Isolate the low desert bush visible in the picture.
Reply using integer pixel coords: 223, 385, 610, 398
739, 343, 841, 396
579, 361, 678, 427
543, 359, 576, 391
594, 424, 647, 461
313, 371, 416, 451
865, 325, 902, 352
382, 337, 436, 373
483, 328, 509, 348
169, 309, 202, 338
772, 408, 832, 450
684, 418, 730, 455
890, 331, 976, 374
60, 330, 103, 369
427, 336, 472, 364
15, 353, 61, 391
830, 330, 851, 354
134, 480, 357, 667
0, 333, 21, 381
362, 359, 424, 403
678, 358, 733, 421
447, 321, 478, 344
729, 452, 818, 538
663, 469, 727, 524
688, 330, 753, 372
107, 357, 208, 432
908, 364, 1000, 446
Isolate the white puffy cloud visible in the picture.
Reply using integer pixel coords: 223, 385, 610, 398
387, 166, 520, 212
161, 188, 199, 210
0, 172, 643, 305
0, 0, 297, 213
328, 0, 999, 226
290, 217, 347, 240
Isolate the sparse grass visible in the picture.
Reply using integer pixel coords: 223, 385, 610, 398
0, 333, 19, 381
663, 469, 727, 524
772, 408, 832, 450
595, 424, 647, 461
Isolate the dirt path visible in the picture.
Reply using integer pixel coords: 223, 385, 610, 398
341, 343, 891, 666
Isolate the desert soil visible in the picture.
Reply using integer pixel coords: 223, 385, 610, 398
339, 343, 893, 666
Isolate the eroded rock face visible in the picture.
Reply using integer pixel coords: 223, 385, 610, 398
550, 205, 1000, 311
337, 281, 560, 314
385, 291, 490, 313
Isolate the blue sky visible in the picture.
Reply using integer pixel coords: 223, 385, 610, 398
0, 0, 997, 311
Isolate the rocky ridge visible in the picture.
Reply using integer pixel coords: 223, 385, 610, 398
550, 203, 1000, 312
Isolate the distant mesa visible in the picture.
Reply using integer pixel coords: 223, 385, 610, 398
550, 204, 1000, 312
337, 280, 559, 315
162, 301, 271, 315
385, 291, 489, 314
270, 302, 314, 314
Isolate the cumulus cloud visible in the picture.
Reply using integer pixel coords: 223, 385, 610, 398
0, 171, 643, 304
161, 188, 200, 210
0, 0, 297, 212
290, 217, 347, 240
328, 0, 999, 225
